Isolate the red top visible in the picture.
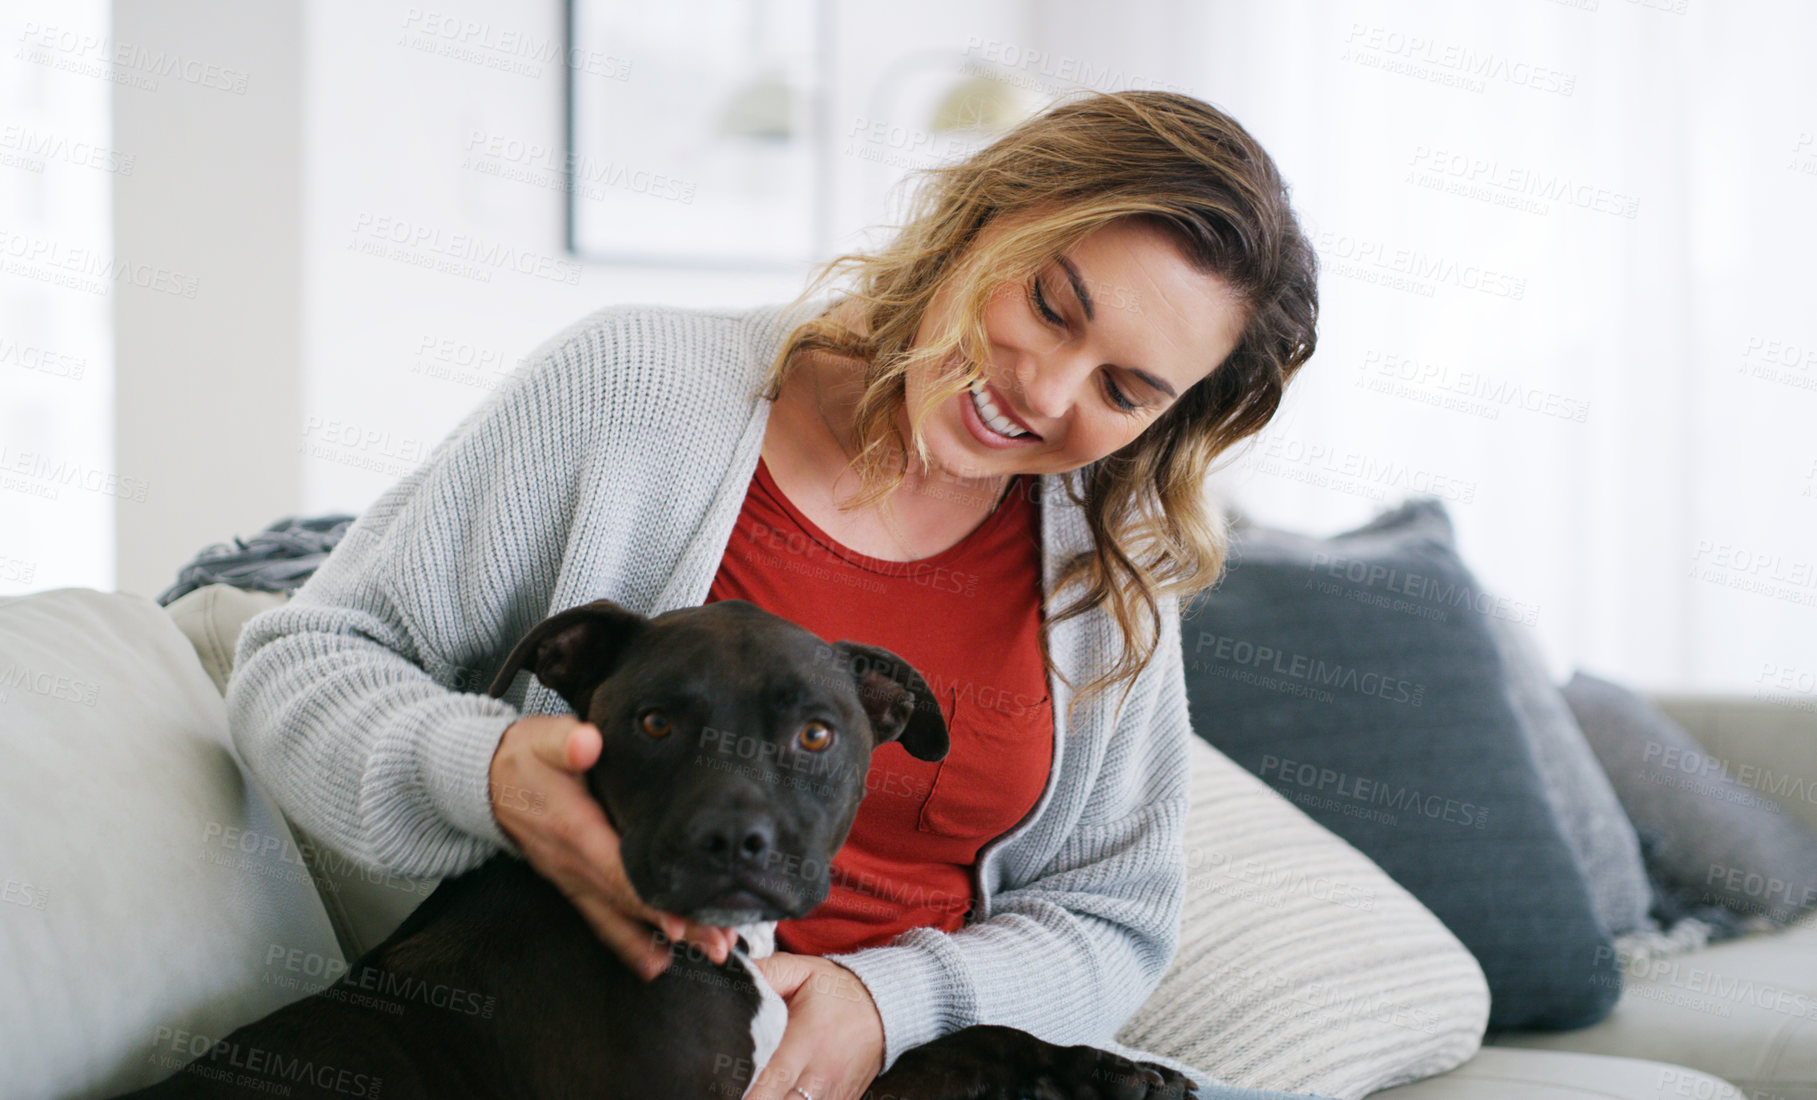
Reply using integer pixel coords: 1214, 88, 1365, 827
706, 456, 1055, 954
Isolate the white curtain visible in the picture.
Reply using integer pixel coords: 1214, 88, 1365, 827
1148, 0, 1817, 694
0, 0, 114, 595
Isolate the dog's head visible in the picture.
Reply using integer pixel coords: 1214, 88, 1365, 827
487, 598, 949, 926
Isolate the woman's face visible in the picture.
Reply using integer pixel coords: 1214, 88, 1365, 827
905, 215, 1248, 490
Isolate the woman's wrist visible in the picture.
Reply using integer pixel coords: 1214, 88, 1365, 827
830, 961, 887, 1078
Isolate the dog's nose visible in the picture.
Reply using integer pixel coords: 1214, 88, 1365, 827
695, 814, 777, 867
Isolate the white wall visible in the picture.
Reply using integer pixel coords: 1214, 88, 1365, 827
301, 0, 789, 524
110, 0, 304, 600
299, 0, 1036, 523
87, 0, 1816, 699
98, 0, 1049, 593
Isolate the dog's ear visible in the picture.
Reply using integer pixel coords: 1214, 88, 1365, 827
487, 599, 648, 716
831, 641, 949, 762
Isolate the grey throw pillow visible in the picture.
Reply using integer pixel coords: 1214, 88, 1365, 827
1484, 614, 1651, 936
1560, 672, 1817, 925
1183, 498, 1620, 1030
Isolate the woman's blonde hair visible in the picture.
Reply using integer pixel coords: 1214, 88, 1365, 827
762, 89, 1318, 728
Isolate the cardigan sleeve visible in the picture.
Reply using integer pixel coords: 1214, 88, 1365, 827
224, 312, 626, 879
826, 594, 1192, 1074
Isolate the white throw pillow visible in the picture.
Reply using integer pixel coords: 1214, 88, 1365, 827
163, 583, 441, 961
1117, 736, 1491, 1098
0, 588, 343, 1098
163, 583, 290, 696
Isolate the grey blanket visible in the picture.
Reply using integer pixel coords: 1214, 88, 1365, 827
156, 514, 356, 606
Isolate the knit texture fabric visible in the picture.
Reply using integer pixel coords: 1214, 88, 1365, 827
226, 300, 1328, 1095
1116, 736, 1489, 1098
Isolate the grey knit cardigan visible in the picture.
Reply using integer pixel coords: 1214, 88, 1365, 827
227, 300, 1306, 1095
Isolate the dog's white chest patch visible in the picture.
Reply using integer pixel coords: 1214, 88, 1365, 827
733, 922, 787, 1100
731, 951, 788, 1095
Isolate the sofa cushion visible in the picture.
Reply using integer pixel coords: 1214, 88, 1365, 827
1182, 499, 1620, 1030
0, 588, 344, 1098
1117, 735, 1489, 1099
163, 583, 291, 694
1649, 694, 1817, 835
1372, 1047, 1745, 1099
1562, 672, 1817, 927
162, 582, 440, 962
1491, 912, 1817, 1100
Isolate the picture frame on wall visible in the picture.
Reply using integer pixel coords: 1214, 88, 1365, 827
566, 0, 830, 268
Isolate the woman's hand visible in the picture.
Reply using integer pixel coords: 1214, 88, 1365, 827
747, 952, 885, 1100
487, 713, 737, 980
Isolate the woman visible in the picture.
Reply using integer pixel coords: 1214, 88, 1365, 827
229, 89, 1317, 1099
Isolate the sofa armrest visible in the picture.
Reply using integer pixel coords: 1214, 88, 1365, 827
1647, 694, 1817, 835
0, 588, 345, 1096
162, 582, 440, 960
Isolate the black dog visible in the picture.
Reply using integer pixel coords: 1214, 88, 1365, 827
121, 598, 1194, 1099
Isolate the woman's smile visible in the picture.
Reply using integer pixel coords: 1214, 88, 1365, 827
913, 215, 1249, 481
959, 375, 1043, 448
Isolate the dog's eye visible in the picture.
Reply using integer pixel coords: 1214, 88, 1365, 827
639, 710, 671, 738
797, 721, 833, 752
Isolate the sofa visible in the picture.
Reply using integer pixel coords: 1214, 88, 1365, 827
2, 581, 1810, 1099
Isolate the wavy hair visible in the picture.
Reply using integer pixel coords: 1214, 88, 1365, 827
761, 89, 1318, 728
